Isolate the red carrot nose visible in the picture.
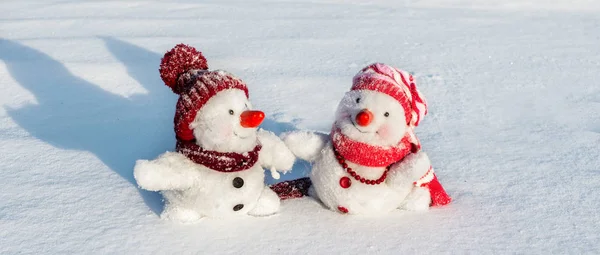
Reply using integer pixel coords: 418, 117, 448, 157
240, 110, 265, 128
355, 109, 373, 127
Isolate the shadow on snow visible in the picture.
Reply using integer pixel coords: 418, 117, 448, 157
0, 37, 309, 215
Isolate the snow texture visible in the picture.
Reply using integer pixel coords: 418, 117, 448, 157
1, 0, 600, 253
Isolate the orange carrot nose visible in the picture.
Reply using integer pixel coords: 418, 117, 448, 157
240, 110, 265, 128
355, 109, 373, 127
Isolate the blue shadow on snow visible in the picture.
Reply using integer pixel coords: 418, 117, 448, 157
0, 38, 310, 215
0, 38, 167, 215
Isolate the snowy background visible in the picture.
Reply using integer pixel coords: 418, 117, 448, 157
1, 0, 599, 253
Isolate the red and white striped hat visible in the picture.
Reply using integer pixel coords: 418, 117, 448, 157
352, 63, 428, 148
159, 44, 249, 141
352, 63, 427, 127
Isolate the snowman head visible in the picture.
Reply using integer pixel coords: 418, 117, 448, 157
190, 86, 264, 153
159, 44, 264, 153
335, 90, 408, 146
334, 63, 427, 147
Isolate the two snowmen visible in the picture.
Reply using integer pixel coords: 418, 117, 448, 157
284, 63, 451, 215
134, 44, 450, 222
134, 44, 295, 222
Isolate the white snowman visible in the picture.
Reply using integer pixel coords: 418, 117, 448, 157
284, 63, 451, 215
134, 44, 295, 222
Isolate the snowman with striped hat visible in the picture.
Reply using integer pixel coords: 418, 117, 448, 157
134, 44, 295, 222
284, 63, 451, 215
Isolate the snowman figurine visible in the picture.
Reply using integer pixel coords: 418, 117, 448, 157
284, 63, 451, 215
134, 44, 295, 222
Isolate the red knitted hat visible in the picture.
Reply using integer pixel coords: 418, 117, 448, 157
351, 63, 427, 127
159, 44, 249, 141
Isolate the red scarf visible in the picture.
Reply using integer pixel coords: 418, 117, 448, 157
176, 139, 261, 172
330, 127, 452, 206
331, 127, 416, 167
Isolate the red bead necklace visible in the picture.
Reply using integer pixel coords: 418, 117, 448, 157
334, 150, 389, 185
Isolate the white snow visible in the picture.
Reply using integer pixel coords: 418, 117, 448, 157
1, 0, 600, 253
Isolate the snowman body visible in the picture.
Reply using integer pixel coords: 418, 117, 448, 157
310, 143, 414, 214
154, 152, 278, 219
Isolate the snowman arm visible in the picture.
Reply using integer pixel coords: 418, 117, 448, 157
387, 151, 432, 188
281, 130, 329, 163
133, 152, 201, 191
257, 129, 296, 173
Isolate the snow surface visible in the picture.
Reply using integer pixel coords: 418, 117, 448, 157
1, 0, 599, 253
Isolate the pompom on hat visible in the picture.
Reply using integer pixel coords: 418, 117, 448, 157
159, 44, 249, 141
159, 44, 208, 93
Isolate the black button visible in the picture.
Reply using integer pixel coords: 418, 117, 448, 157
232, 177, 244, 188
233, 204, 244, 211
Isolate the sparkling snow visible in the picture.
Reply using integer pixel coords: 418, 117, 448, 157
1, 0, 599, 253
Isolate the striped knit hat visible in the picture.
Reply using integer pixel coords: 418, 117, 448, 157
159, 44, 249, 141
352, 63, 428, 147
352, 63, 427, 127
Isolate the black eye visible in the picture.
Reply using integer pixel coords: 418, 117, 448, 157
384, 112, 389, 117
356, 98, 360, 103
229, 110, 234, 115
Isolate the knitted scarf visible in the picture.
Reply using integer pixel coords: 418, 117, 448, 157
330, 127, 417, 167
176, 139, 261, 172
